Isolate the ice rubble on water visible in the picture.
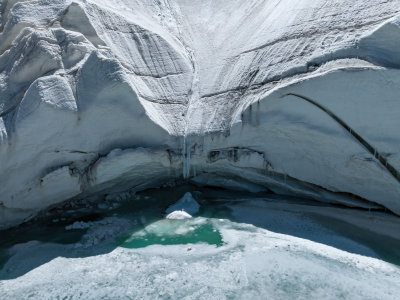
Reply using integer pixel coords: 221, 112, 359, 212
165, 192, 200, 216
1, 0, 400, 228
1, 214, 400, 299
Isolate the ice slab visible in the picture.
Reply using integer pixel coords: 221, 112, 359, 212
165, 192, 200, 216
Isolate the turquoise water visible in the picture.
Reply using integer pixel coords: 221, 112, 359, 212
1, 185, 400, 277
118, 218, 224, 248
1, 186, 400, 299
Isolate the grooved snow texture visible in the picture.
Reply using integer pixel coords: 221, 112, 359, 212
1, 0, 400, 228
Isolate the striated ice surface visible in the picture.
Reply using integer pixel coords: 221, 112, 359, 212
0, 0, 400, 227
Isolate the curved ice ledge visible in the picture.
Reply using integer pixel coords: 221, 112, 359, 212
1, 0, 400, 228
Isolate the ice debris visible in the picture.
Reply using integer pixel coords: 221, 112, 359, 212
166, 210, 192, 220
165, 192, 200, 216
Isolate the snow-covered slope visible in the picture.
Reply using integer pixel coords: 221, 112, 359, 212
1, 0, 400, 228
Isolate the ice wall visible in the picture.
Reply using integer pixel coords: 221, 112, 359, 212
0, 0, 400, 228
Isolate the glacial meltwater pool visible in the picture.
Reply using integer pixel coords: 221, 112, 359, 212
1, 186, 400, 299
118, 218, 224, 249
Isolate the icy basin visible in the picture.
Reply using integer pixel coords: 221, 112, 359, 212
118, 218, 223, 249
0, 187, 400, 299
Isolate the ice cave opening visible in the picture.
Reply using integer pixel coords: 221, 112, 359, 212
1, 0, 400, 298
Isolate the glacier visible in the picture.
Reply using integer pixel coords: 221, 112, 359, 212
1, 188, 400, 299
0, 0, 400, 229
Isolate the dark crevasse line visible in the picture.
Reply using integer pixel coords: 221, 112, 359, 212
239, 14, 400, 56
282, 92, 400, 185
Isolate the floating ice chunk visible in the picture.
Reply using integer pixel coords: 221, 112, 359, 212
166, 210, 192, 220
165, 192, 200, 215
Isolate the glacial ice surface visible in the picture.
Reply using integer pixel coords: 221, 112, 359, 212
1, 187, 400, 299
1, 0, 400, 228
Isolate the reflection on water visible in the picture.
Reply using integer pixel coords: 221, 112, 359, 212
306, 213, 400, 266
